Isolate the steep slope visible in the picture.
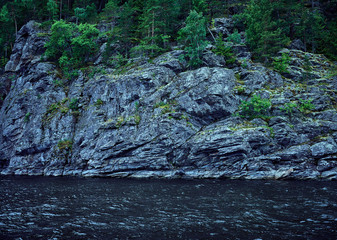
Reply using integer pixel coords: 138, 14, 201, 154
1, 20, 337, 179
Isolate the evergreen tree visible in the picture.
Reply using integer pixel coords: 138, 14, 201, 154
100, 0, 120, 20
322, 20, 337, 60
295, 3, 325, 53
132, 0, 180, 57
178, 10, 208, 68
47, 0, 59, 20
243, 0, 289, 61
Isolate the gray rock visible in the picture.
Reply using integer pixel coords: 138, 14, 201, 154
212, 18, 234, 37
175, 67, 239, 125
311, 141, 337, 157
153, 50, 187, 73
289, 39, 306, 51
5, 21, 46, 72
202, 51, 226, 67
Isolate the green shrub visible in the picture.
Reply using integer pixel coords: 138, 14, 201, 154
238, 94, 271, 120
134, 115, 141, 125
69, 98, 79, 111
107, 53, 128, 68
116, 116, 124, 128
94, 98, 103, 107
279, 99, 315, 116
213, 33, 236, 65
280, 102, 297, 116
47, 103, 60, 114
24, 112, 31, 122
273, 52, 290, 73
227, 29, 241, 44
135, 101, 140, 111
299, 98, 315, 113
57, 139, 73, 152
234, 85, 246, 95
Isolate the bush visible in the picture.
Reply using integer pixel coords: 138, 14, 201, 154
227, 29, 241, 44
279, 99, 315, 116
238, 94, 271, 120
280, 102, 297, 116
57, 139, 73, 153
24, 112, 31, 122
273, 52, 290, 73
213, 33, 236, 65
299, 98, 314, 113
69, 98, 79, 111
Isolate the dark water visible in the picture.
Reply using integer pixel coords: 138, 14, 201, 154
0, 177, 337, 240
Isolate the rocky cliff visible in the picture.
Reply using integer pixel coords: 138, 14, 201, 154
1, 20, 337, 180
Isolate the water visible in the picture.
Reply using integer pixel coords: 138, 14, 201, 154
0, 177, 337, 240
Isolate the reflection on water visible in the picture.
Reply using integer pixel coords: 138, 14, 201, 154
0, 177, 337, 239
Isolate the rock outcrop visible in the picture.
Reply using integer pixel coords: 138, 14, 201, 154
1, 20, 337, 180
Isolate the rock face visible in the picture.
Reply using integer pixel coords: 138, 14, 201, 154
1, 20, 337, 180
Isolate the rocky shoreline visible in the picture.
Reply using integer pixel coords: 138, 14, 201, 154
1, 20, 337, 180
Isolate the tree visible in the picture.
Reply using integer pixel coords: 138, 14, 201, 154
44, 20, 99, 79
132, 0, 180, 57
243, 0, 289, 61
47, 0, 59, 20
295, 3, 325, 53
321, 20, 337, 60
178, 10, 208, 68
100, 0, 120, 20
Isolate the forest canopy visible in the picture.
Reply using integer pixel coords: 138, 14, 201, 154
0, 0, 337, 67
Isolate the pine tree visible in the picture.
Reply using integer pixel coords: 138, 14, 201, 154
47, 0, 59, 20
322, 20, 337, 60
295, 3, 325, 53
100, 0, 120, 20
178, 10, 208, 68
244, 0, 289, 61
133, 0, 180, 57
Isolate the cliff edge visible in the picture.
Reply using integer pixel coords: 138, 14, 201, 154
1, 20, 337, 180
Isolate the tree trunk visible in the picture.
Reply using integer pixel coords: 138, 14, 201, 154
60, 0, 63, 20
151, 11, 155, 55
14, 16, 17, 37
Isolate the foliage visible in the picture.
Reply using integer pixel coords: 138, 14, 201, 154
57, 139, 73, 152
280, 102, 297, 116
299, 99, 315, 113
68, 98, 79, 111
24, 112, 31, 122
280, 99, 315, 116
47, 103, 60, 115
178, 10, 208, 68
273, 52, 290, 73
321, 20, 337, 61
116, 116, 124, 128
134, 115, 141, 125
44, 20, 99, 80
213, 32, 236, 65
94, 98, 104, 107
1, 0, 337, 65
46, 0, 58, 20
242, 0, 289, 61
238, 94, 271, 120
227, 29, 241, 44
295, 6, 325, 53
74, 3, 97, 24
234, 85, 245, 95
